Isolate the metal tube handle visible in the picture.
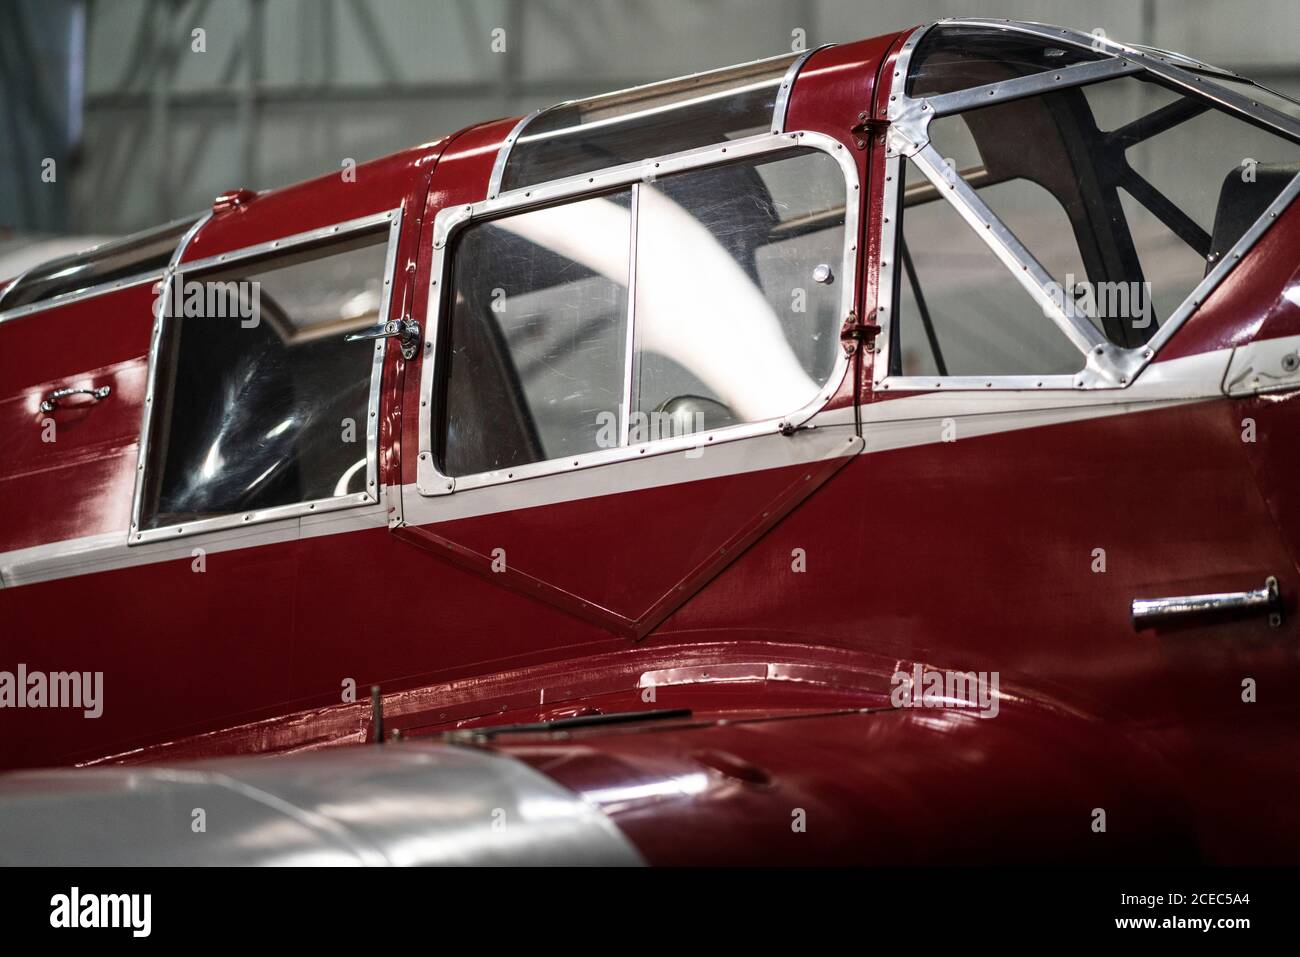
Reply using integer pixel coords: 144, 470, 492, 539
1132, 576, 1282, 630
345, 317, 421, 359
41, 385, 111, 413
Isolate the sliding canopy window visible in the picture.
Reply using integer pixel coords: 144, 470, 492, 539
435, 146, 848, 480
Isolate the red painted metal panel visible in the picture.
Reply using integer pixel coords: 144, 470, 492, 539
0, 283, 156, 550
399, 117, 521, 487
0, 281, 155, 395
500, 703, 1200, 865
181, 140, 448, 266
785, 32, 905, 413
1160, 201, 1300, 360
394, 450, 856, 635
2, 535, 299, 769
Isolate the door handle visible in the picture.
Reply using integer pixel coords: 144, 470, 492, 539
1131, 576, 1282, 630
41, 385, 111, 413
345, 317, 421, 360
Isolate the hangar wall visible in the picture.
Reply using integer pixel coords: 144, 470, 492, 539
1, 0, 1298, 239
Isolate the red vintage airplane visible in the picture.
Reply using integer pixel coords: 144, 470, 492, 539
2, 18, 1299, 865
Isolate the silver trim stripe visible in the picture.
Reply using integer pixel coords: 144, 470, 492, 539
486, 109, 543, 201
2, 503, 389, 589
772, 43, 834, 134
618, 182, 641, 448
1, 341, 1256, 590
0, 272, 165, 327
0, 267, 27, 312
0, 213, 205, 325
124, 210, 211, 544
923, 57, 1139, 118
943, 18, 1300, 141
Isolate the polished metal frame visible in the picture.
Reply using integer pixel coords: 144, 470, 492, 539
486, 109, 543, 201
128, 208, 403, 545
487, 47, 828, 203
0, 270, 25, 311
874, 19, 1300, 392
417, 130, 860, 497
772, 44, 834, 134
0, 271, 161, 327
0, 214, 203, 325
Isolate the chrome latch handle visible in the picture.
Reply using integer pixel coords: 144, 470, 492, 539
345, 317, 421, 360
40, 385, 111, 413
1132, 576, 1282, 630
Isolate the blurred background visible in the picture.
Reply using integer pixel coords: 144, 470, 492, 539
1, 0, 1298, 270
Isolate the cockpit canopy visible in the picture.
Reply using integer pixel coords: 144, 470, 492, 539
879, 20, 1300, 386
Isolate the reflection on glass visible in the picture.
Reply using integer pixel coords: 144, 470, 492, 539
440, 147, 848, 477
502, 53, 798, 192
440, 193, 633, 477
2, 216, 198, 310
633, 149, 845, 431
141, 230, 388, 528
906, 25, 1105, 99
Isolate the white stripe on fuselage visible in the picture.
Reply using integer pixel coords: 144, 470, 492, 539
0, 343, 1261, 589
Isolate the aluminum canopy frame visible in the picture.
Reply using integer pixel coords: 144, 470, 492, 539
487, 45, 833, 200
874, 18, 1300, 392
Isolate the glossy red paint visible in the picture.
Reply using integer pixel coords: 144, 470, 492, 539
1240, 390, 1300, 573
786, 32, 904, 413
497, 702, 1202, 865
398, 116, 532, 488
1158, 199, 1300, 360
0, 281, 155, 548
183, 140, 448, 266
394, 447, 857, 637
3, 24, 1300, 865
